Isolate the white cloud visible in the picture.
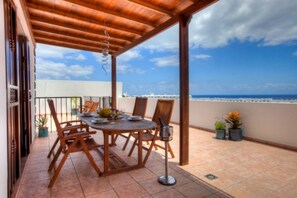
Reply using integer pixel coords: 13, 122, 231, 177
293, 51, 297, 56
118, 50, 141, 62
36, 58, 94, 79
194, 54, 212, 60
139, 26, 179, 53
117, 64, 145, 74
66, 54, 86, 60
190, 0, 297, 48
36, 44, 82, 59
137, 0, 297, 52
151, 56, 179, 67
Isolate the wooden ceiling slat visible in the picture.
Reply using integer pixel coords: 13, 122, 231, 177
26, 0, 219, 56
29, 13, 133, 43
35, 39, 98, 53
31, 21, 126, 47
35, 37, 115, 53
114, 0, 218, 56
27, 1, 143, 36
33, 30, 120, 51
64, 0, 156, 27
127, 0, 175, 16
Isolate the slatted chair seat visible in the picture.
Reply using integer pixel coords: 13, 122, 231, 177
66, 138, 99, 151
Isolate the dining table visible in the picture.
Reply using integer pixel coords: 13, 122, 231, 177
78, 113, 156, 176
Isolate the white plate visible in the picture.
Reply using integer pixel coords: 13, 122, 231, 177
128, 116, 142, 121
91, 119, 109, 124
81, 112, 93, 117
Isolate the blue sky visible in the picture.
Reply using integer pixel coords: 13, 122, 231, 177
36, 0, 297, 96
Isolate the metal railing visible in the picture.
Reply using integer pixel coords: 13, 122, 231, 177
35, 96, 112, 133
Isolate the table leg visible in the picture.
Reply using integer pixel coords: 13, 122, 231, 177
110, 133, 116, 146
104, 131, 109, 174
138, 131, 143, 166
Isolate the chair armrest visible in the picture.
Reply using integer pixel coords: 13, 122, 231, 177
63, 132, 90, 141
61, 125, 87, 132
60, 120, 83, 125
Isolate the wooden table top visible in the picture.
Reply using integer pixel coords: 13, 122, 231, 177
78, 113, 156, 132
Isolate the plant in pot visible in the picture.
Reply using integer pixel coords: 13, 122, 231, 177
214, 119, 226, 140
71, 97, 79, 115
225, 111, 243, 141
36, 116, 48, 137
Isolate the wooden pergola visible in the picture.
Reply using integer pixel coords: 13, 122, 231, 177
23, 0, 218, 165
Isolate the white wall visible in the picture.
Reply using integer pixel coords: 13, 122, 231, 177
118, 98, 297, 148
0, 1, 8, 197
36, 80, 122, 99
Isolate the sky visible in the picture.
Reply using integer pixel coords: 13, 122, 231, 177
36, 0, 297, 96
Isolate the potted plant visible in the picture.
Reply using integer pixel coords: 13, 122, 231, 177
225, 111, 243, 141
36, 116, 48, 137
214, 119, 226, 139
71, 97, 79, 115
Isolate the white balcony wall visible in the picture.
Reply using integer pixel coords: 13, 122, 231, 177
36, 80, 122, 98
0, 2, 8, 196
118, 97, 297, 148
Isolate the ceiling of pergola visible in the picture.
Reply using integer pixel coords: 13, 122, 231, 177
24, 0, 217, 57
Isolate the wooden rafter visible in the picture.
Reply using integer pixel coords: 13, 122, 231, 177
25, 0, 219, 55
64, 0, 156, 27
29, 13, 134, 43
33, 30, 121, 52
31, 21, 126, 48
35, 37, 115, 53
127, 0, 175, 16
26, 1, 144, 36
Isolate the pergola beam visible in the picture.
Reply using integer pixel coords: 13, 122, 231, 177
111, 56, 117, 109
179, 14, 191, 166
35, 37, 114, 53
27, 1, 143, 36
29, 13, 133, 43
64, 0, 156, 27
127, 0, 175, 16
32, 23, 125, 48
33, 30, 121, 51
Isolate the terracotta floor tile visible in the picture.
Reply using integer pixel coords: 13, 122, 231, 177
152, 189, 185, 198
114, 182, 149, 198
139, 178, 173, 194
80, 177, 113, 196
174, 182, 212, 198
107, 172, 136, 188
128, 168, 156, 181
51, 183, 84, 198
17, 125, 297, 198
17, 179, 50, 198
85, 190, 119, 198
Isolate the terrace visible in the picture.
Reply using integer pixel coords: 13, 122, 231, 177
17, 122, 297, 198
2, 0, 297, 198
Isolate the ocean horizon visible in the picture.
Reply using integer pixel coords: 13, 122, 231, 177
191, 94, 297, 101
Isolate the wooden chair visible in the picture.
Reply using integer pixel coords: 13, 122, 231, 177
89, 101, 99, 112
115, 97, 148, 150
82, 100, 93, 112
47, 99, 102, 188
128, 99, 175, 164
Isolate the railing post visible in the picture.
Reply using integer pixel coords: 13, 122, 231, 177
111, 55, 117, 109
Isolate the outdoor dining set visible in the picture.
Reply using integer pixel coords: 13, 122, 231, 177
46, 97, 175, 188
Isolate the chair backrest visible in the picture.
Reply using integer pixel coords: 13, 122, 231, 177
83, 100, 93, 112
152, 99, 174, 126
132, 97, 148, 117
47, 99, 66, 148
89, 101, 99, 112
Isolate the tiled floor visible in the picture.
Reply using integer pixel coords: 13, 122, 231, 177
17, 125, 297, 198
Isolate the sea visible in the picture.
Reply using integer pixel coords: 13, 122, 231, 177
191, 94, 297, 103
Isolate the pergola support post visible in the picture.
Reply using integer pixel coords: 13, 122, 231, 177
111, 55, 117, 109
179, 14, 192, 166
